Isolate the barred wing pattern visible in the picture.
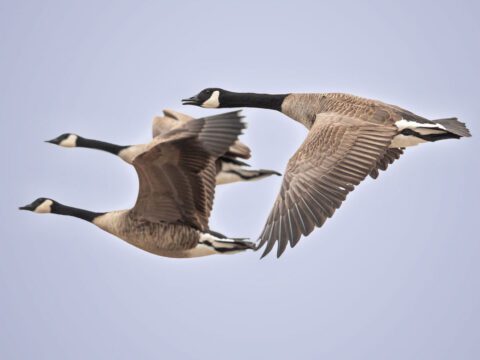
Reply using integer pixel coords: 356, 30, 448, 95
133, 111, 245, 231
369, 148, 404, 179
258, 113, 397, 257
152, 109, 251, 159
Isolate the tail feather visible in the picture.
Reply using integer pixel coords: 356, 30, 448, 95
433, 117, 471, 138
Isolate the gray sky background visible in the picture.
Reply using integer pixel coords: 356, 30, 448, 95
1, 0, 479, 359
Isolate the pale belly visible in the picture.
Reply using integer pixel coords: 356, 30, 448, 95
389, 134, 427, 148
92, 211, 206, 258
92, 212, 252, 259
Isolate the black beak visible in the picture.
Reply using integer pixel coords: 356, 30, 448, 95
45, 136, 61, 145
182, 95, 200, 106
19, 203, 35, 211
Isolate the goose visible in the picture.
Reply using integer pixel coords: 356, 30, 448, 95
183, 89, 472, 257
46, 109, 280, 185
20, 111, 256, 258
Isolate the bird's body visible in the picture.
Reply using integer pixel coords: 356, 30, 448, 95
281, 93, 468, 147
22, 111, 255, 258
47, 109, 280, 185
95, 210, 193, 257
183, 89, 471, 257
93, 210, 248, 258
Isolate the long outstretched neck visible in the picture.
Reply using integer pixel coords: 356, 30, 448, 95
77, 137, 129, 156
53, 202, 105, 222
222, 91, 289, 111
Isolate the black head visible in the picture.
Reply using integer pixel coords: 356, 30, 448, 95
19, 197, 55, 213
182, 88, 227, 108
45, 133, 78, 147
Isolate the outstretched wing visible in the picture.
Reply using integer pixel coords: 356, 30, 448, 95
258, 113, 397, 258
133, 111, 245, 231
152, 109, 194, 138
369, 148, 404, 179
153, 109, 252, 159
225, 140, 251, 160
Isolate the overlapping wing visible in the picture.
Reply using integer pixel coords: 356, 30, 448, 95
133, 111, 245, 231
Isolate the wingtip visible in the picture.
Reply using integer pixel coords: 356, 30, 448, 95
259, 249, 269, 259
256, 240, 270, 259
276, 245, 287, 258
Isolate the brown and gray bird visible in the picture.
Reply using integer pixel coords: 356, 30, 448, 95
46, 109, 280, 185
183, 89, 471, 257
21, 111, 256, 258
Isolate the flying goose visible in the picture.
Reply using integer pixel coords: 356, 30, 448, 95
183, 89, 472, 257
46, 109, 280, 185
21, 111, 256, 258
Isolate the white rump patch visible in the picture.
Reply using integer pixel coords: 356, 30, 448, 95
199, 232, 221, 243
195, 233, 247, 256
59, 134, 78, 147
216, 162, 245, 184
216, 171, 243, 185
35, 199, 53, 213
221, 162, 243, 172
391, 119, 447, 148
183, 233, 222, 257
395, 119, 446, 131
184, 243, 218, 257
202, 90, 220, 108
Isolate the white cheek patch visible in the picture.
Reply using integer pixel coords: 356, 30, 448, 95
202, 90, 220, 108
59, 134, 78, 147
35, 200, 53, 213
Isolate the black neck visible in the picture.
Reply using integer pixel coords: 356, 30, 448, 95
76, 137, 129, 155
52, 202, 104, 222
221, 91, 288, 111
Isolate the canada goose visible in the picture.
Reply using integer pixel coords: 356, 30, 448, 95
183, 89, 472, 257
46, 109, 280, 185
21, 111, 255, 258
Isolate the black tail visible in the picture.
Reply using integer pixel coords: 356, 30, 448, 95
433, 117, 472, 138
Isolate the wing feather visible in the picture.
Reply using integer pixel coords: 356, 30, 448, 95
133, 111, 245, 230
258, 113, 397, 257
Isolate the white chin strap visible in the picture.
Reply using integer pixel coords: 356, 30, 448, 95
202, 90, 220, 108
35, 199, 53, 213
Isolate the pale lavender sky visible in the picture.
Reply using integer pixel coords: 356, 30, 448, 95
1, 0, 479, 359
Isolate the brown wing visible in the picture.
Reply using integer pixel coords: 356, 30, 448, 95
257, 113, 397, 258
133, 111, 245, 231
369, 148, 404, 179
225, 140, 251, 159
152, 109, 194, 138
152, 109, 252, 159
289, 94, 407, 180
